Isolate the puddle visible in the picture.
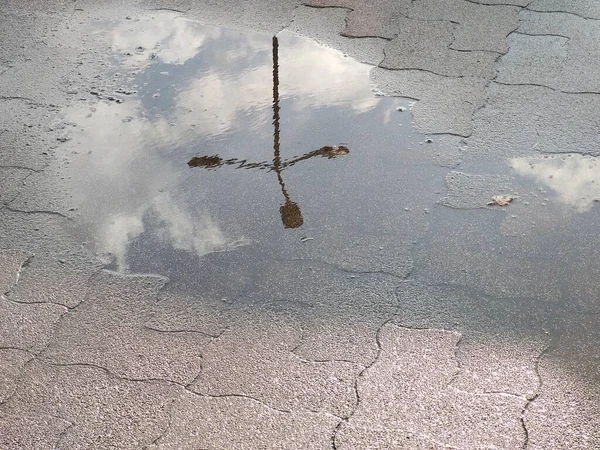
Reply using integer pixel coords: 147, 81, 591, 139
62, 12, 444, 277
34, 8, 600, 391
511, 154, 600, 211
57, 11, 600, 324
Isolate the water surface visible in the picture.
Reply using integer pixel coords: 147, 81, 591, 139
64, 13, 443, 278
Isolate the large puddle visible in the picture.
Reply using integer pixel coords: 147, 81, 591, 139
58, 12, 600, 328
61, 12, 446, 278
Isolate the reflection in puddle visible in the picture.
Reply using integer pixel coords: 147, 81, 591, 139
512, 154, 600, 211
188, 146, 349, 228
64, 12, 439, 274
188, 36, 350, 228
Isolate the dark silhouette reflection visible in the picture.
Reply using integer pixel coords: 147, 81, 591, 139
187, 155, 223, 168
188, 35, 349, 228
271, 36, 304, 228
187, 146, 349, 171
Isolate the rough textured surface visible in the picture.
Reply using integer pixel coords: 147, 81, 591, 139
525, 313, 600, 449
0, 249, 31, 294
242, 261, 399, 365
381, 18, 498, 79
0, 296, 66, 353
466, 83, 600, 159
0, 414, 71, 450
189, 313, 363, 417
152, 389, 340, 449
528, 0, 600, 19
1, 361, 176, 449
6, 251, 102, 309
497, 11, 600, 93
0, 249, 66, 354
305, 0, 410, 39
41, 271, 210, 384
290, 6, 386, 66
372, 68, 487, 137
393, 282, 550, 397
0, 349, 32, 404
0, 168, 33, 206
416, 194, 600, 313
336, 325, 526, 449
409, 0, 520, 54
0, 212, 103, 309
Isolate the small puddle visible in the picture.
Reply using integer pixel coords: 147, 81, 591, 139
511, 154, 600, 211
62, 12, 444, 276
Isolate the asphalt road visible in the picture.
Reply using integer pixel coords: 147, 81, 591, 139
1, 0, 599, 448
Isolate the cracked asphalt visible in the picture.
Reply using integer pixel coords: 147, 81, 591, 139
1, 0, 600, 449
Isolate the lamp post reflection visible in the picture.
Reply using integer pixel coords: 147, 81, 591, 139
271, 35, 304, 228
188, 35, 349, 228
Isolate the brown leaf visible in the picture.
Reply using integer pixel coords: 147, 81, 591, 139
487, 195, 513, 206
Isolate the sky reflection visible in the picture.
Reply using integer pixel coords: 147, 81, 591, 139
64, 12, 425, 273
512, 155, 600, 211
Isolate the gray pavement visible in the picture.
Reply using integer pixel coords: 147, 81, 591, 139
1, 0, 600, 449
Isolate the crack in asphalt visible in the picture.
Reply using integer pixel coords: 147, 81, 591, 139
147, 400, 175, 449
0, 164, 44, 173
446, 332, 465, 389
0, 347, 35, 407
24, 358, 346, 441
302, 3, 395, 41
302, 4, 353, 12
329, 317, 393, 449
0, 412, 74, 450
459, 1, 530, 136
1, 252, 34, 298
296, 355, 367, 367
403, 276, 564, 314
0, 95, 41, 104
377, 63, 472, 79
2, 295, 71, 310
279, 3, 303, 33
0, 346, 36, 356
39, 360, 194, 387
511, 30, 571, 41
143, 324, 222, 339
148, 7, 190, 14
493, 80, 600, 95
462, 0, 525, 7
3, 205, 71, 219
53, 415, 76, 450
185, 324, 358, 419
391, 276, 564, 449
520, 325, 560, 449
524, 8, 600, 21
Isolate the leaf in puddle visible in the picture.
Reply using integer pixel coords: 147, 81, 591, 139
487, 195, 513, 206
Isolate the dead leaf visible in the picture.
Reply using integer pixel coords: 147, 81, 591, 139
487, 195, 513, 206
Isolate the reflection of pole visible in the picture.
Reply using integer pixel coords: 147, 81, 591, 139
272, 35, 303, 228
272, 36, 286, 200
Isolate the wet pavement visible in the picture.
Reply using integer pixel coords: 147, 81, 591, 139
1, 1, 600, 449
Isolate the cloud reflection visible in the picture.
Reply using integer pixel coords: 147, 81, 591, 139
511, 155, 600, 211
104, 193, 250, 270
111, 15, 222, 67
176, 30, 379, 136
67, 12, 388, 271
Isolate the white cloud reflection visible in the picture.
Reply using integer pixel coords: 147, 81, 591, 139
111, 14, 221, 67
511, 155, 600, 211
104, 193, 250, 271
177, 30, 379, 136
67, 12, 386, 270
